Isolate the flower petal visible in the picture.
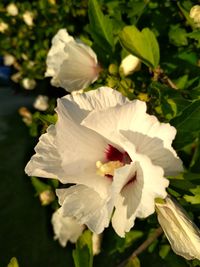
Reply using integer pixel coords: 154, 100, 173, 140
51, 207, 84, 247
56, 185, 113, 234
156, 196, 200, 260
58, 87, 130, 124
25, 125, 64, 179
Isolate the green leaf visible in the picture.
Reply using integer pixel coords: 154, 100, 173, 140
88, 0, 114, 52
168, 25, 188, 47
171, 100, 200, 149
125, 257, 140, 267
7, 258, 19, 267
119, 25, 160, 69
73, 230, 93, 267
184, 185, 200, 204
117, 230, 144, 253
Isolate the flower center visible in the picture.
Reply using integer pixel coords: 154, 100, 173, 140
96, 144, 132, 179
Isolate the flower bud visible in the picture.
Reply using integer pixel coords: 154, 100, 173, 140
0, 22, 8, 33
3, 54, 15, 66
39, 190, 55, 205
156, 196, 200, 260
23, 11, 34, 26
22, 78, 36, 90
120, 54, 141, 76
190, 5, 200, 28
33, 95, 49, 111
6, 3, 18, 16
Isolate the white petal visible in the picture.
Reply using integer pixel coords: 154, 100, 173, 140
112, 196, 135, 237
59, 86, 130, 123
120, 54, 141, 76
156, 196, 200, 260
51, 207, 84, 247
25, 125, 64, 179
55, 99, 111, 197
121, 130, 183, 176
135, 154, 169, 218
111, 155, 168, 237
56, 185, 113, 234
82, 99, 182, 175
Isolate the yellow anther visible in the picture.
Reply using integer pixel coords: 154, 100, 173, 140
96, 160, 123, 177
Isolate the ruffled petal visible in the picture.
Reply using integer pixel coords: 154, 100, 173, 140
58, 87, 130, 124
51, 207, 84, 247
56, 185, 113, 234
25, 125, 64, 179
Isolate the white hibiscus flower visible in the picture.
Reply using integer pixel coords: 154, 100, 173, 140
156, 196, 200, 260
52, 207, 84, 247
25, 87, 183, 237
45, 29, 100, 92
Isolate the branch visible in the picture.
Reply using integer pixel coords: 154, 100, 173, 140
117, 227, 163, 267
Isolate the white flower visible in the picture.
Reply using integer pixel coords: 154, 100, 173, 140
33, 95, 49, 111
0, 22, 8, 33
51, 208, 84, 247
156, 196, 200, 260
6, 3, 18, 16
190, 5, 200, 28
25, 87, 183, 237
22, 11, 34, 26
3, 54, 15, 66
120, 55, 141, 76
22, 78, 36, 90
45, 29, 100, 92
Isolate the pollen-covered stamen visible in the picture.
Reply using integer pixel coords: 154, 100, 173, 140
105, 144, 132, 164
96, 160, 124, 177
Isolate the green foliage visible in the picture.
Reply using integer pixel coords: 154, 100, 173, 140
119, 25, 160, 69
184, 186, 200, 204
126, 257, 141, 267
88, 0, 114, 54
73, 230, 93, 267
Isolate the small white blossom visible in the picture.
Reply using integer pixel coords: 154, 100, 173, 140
120, 55, 141, 76
156, 196, 200, 260
3, 54, 15, 66
25, 87, 183, 237
45, 29, 100, 92
22, 78, 36, 90
11, 72, 21, 83
33, 95, 49, 111
6, 3, 18, 16
190, 5, 200, 28
51, 208, 84, 247
22, 11, 34, 26
0, 22, 8, 33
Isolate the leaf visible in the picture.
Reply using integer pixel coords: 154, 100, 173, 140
117, 230, 144, 253
171, 100, 200, 149
88, 0, 114, 52
73, 230, 93, 267
168, 25, 188, 47
159, 244, 171, 259
7, 258, 19, 267
125, 257, 140, 267
184, 185, 200, 204
119, 25, 160, 69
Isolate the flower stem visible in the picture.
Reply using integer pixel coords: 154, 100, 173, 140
117, 227, 163, 267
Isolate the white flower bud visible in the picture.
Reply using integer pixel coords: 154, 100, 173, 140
33, 95, 49, 111
3, 54, 15, 66
190, 5, 200, 28
156, 196, 200, 260
22, 78, 36, 90
39, 190, 55, 205
0, 22, 8, 33
6, 3, 18, 16
120, 54, 141, 76
92, 233, 103, 255
45, 29, 100, 92
22, 11, 34, 26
